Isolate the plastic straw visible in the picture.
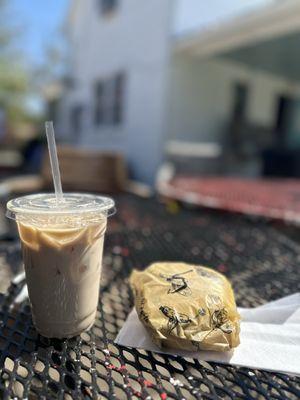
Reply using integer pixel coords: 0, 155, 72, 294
45, 121, 64, 203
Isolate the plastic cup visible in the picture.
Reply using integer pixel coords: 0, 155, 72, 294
6, 193, 115, 338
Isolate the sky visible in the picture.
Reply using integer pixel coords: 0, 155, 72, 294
9, 0, 70, 114
12, 0, 70, 66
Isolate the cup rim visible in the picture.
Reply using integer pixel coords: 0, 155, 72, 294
6, 192, 116, 220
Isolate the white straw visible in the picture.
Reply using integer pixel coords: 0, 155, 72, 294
45, 121, 63, 203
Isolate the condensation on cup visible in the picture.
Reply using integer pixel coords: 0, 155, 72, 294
6, 193, 115, 338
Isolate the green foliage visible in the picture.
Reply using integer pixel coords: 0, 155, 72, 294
0, 0, 29, 124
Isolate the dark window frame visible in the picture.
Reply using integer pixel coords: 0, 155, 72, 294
228, 82, 249, 154
94, 81, 105, 125
70, 104, 84, 139
99, 0, 118, 15
274, 95, 293, 147
94, 72, 125, 127
232, 82, 248, 121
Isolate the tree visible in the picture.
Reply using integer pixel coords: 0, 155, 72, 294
0, 0, 29, 142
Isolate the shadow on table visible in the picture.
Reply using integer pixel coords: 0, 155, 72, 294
0, 293, 98, 399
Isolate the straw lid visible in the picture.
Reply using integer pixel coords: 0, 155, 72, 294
6, 193, 115, 220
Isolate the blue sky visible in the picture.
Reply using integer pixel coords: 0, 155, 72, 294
12, 0, 70, 66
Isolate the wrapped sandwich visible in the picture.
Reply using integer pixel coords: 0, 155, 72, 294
130, 262, 240, 352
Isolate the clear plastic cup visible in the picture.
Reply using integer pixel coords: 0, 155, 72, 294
6, 193, 115, 338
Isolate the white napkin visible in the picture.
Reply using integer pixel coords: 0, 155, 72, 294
115, 293, 300, 376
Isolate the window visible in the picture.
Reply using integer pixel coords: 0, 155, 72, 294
114, 73, 124, 123
70, 104, 84, 138
231, 83, 248, 120
274, 95, 293, 146
228, 83, 249, 154
94, 82, 105, 125
94, 73, 125, 126
100, 0, 118, 15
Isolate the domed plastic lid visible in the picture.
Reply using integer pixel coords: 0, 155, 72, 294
6, 193, 115, 221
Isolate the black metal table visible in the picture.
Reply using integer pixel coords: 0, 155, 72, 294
0, 194, 299, 399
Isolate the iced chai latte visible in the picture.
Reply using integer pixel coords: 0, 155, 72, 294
6, 193, 115, 338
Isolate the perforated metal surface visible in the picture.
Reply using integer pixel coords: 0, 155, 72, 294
0, 195, 299, 399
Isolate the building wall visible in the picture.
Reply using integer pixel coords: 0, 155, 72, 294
59, 0, 173, 184
166, 54, 296, 144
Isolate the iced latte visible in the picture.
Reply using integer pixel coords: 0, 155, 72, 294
6, 193, 115, 338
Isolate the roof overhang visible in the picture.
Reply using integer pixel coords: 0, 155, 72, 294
175, 0, 300, 59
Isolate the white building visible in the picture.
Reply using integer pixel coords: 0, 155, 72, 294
53, 0, 300, 184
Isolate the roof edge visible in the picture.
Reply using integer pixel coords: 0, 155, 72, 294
174, 0, 300, 57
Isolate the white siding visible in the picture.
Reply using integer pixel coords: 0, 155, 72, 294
166, 55, 296, 143
60, 0, 173, 184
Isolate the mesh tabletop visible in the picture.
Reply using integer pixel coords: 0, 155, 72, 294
0, 194, 299, 399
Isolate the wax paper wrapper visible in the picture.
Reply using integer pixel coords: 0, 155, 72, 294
130, 262, 240, 352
